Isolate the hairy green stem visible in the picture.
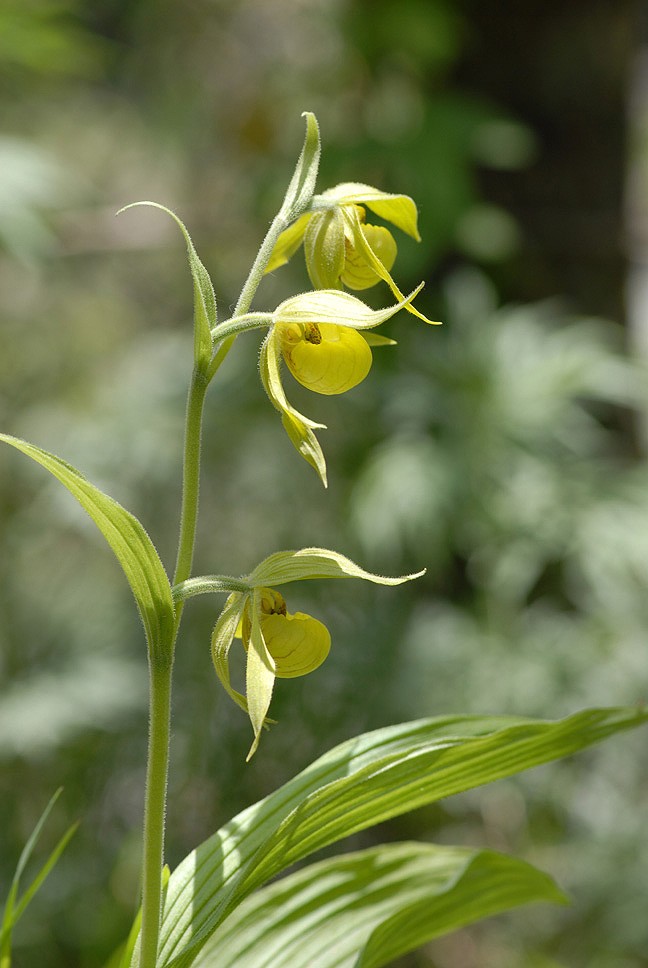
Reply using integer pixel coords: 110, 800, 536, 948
235, 212, 288, 317
206, 212, 288, 383
173, 368, 209, 590
139, 660, 173, 968
137, 205, 294, 966
138, 368, 208, 968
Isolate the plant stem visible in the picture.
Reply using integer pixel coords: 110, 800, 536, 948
137, 207, 291, 966
235, 212, 288, 317
206, 212, 288, 383
138, 368, 208, 968
174, 368, 209, 591
139, 659, 173, 968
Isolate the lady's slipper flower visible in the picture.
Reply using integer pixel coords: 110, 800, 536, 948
265, 182, 435, 324
208, 547, 424, 760
260, 287, 422, 486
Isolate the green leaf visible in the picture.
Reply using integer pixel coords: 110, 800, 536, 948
118, 201, 216, 371
192, 842, 566, 968
279, 112, 321, 221
0, 789, 77, 965
0, 434, 175, 666
157, 706, 646, 968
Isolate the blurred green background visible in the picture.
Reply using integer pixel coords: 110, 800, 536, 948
1, 1, 648, 966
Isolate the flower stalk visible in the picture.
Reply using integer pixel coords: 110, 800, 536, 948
139, 659, 173, 968
133, 109, 429, 965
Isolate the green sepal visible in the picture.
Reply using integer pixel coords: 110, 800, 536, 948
210, 592, 250, 716
246, 546, 424, 587
0, 434, 175, 667
245, 588, 277, 761
274, 285, 424, 331
259, 331, 328, 486
117, 201, 216, 372
263, 112, 321, 278
303, 208, 345, 288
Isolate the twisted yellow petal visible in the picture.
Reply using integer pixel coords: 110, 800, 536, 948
340, 222, 398, 291
265, 213, 312, 274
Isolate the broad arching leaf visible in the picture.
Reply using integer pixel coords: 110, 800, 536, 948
157, 706, 647, 967
192, 842, 566, 968
0, 434, 175, 664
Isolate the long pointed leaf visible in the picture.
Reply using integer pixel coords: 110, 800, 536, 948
0, 434, 175, 665
0, 789, 76, 964
158, 706, 646, 967
1, 790, 59, 959
193, 842, 566, 968
9, 822, 78, 931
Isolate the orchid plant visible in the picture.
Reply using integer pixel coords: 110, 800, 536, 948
1, 113, 646, 968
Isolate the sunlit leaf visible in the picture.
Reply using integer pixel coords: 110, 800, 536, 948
157, 706, 646, 967
193, 842, 565, 968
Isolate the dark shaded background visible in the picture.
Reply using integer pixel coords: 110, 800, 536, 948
1, 2, 647, 966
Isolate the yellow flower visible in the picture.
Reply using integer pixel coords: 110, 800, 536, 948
265, 182, 433, 325
260, 288, 421, 485
207, 547, 425, 759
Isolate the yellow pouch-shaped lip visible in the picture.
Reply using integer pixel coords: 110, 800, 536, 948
279, 322, 373, 395
260, 611, 331, 678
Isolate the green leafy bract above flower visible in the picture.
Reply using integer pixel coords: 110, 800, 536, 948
210, 548, 424, 760
265, 181, 437, 325
260, 287, 423, 486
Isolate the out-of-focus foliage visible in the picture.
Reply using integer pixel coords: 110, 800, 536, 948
0, 1, 645, 967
